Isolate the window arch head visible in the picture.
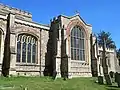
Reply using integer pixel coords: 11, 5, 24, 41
71, 26, 85, 38
71, 26, 85, 61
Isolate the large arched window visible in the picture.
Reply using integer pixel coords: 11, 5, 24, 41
71, 26, 85, 61
17, 34, 37, 63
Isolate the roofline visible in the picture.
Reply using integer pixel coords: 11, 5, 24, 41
58, 14, 92, 27
15, 18, 50, 30
0, 14, 50, 30
0, 3, 32, 17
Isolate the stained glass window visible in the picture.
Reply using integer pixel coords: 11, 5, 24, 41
32, 44, 36, 63
17, 41, 21, 62
27, 43, 31, 63
71, 26, 85, 61
16, 34, 37, 63
22, 42, 26, 62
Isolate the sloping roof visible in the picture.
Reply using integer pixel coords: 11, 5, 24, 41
58, 14, 92, 27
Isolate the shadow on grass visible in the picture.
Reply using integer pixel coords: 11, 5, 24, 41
0, 84, 20, 90
106, 88, 119, 90
93, 78, 120, 90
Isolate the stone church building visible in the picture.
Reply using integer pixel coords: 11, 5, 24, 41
0, 3, 119, 77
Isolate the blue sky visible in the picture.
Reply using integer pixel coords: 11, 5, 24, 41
1, 0, 120, 48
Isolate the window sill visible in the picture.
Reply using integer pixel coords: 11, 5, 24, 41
71, 60, 86, 63
70, 60, 89, 65
16, 63, 40, 66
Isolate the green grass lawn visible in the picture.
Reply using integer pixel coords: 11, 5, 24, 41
0, 76, 120, 90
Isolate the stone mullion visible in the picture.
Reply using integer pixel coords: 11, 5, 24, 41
20, 40, 23, 63
31, 41, 33, 63
26, 37, 28, 63
75, 37, 77, 60
29, 37, 32, 63
73, 37, 75, 60
21, 35, 25, 63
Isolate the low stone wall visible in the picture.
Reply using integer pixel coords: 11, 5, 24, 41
70, 72, 92, 77
15, 64, 40, 76
70, 61, 92, 77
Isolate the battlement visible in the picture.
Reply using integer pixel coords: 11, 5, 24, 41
0, 3, 32, 21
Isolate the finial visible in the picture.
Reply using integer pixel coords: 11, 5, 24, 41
75, 10, 80, 15
50, 19, 52, 22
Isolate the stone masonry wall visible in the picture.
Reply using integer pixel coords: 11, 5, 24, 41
60, 15, 92, 77
41, 30, 49, 75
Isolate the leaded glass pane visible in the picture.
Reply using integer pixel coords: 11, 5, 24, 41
17, 41, 21, 62
71, 26, 85, 61
17, 34, 37, 64
80, 39, 82, 49
71, 37, 74, 47
76, 38, 79, 48
74, 37, 76, 48
32, 44, 36, 63
80, 50, 82, 60
76, 27, 78, 37
83, 39, 84, 49
27, 43, 31, 63
76, 49, 79, 60
81, 31, 84, 38
74, 49, 76, 60
22, 42, 26, 62
71, 48, 73, 60
71, 29, 74, 36
74, 28, 77, 37
83, 50, 85, 61
78, 28, 80, 37
81, 39, 84, 49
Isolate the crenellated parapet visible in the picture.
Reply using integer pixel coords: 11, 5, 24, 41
0, 3, 32, 21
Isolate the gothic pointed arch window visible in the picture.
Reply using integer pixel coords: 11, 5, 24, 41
17, 34, 37, 64
71, 26, 85, 61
